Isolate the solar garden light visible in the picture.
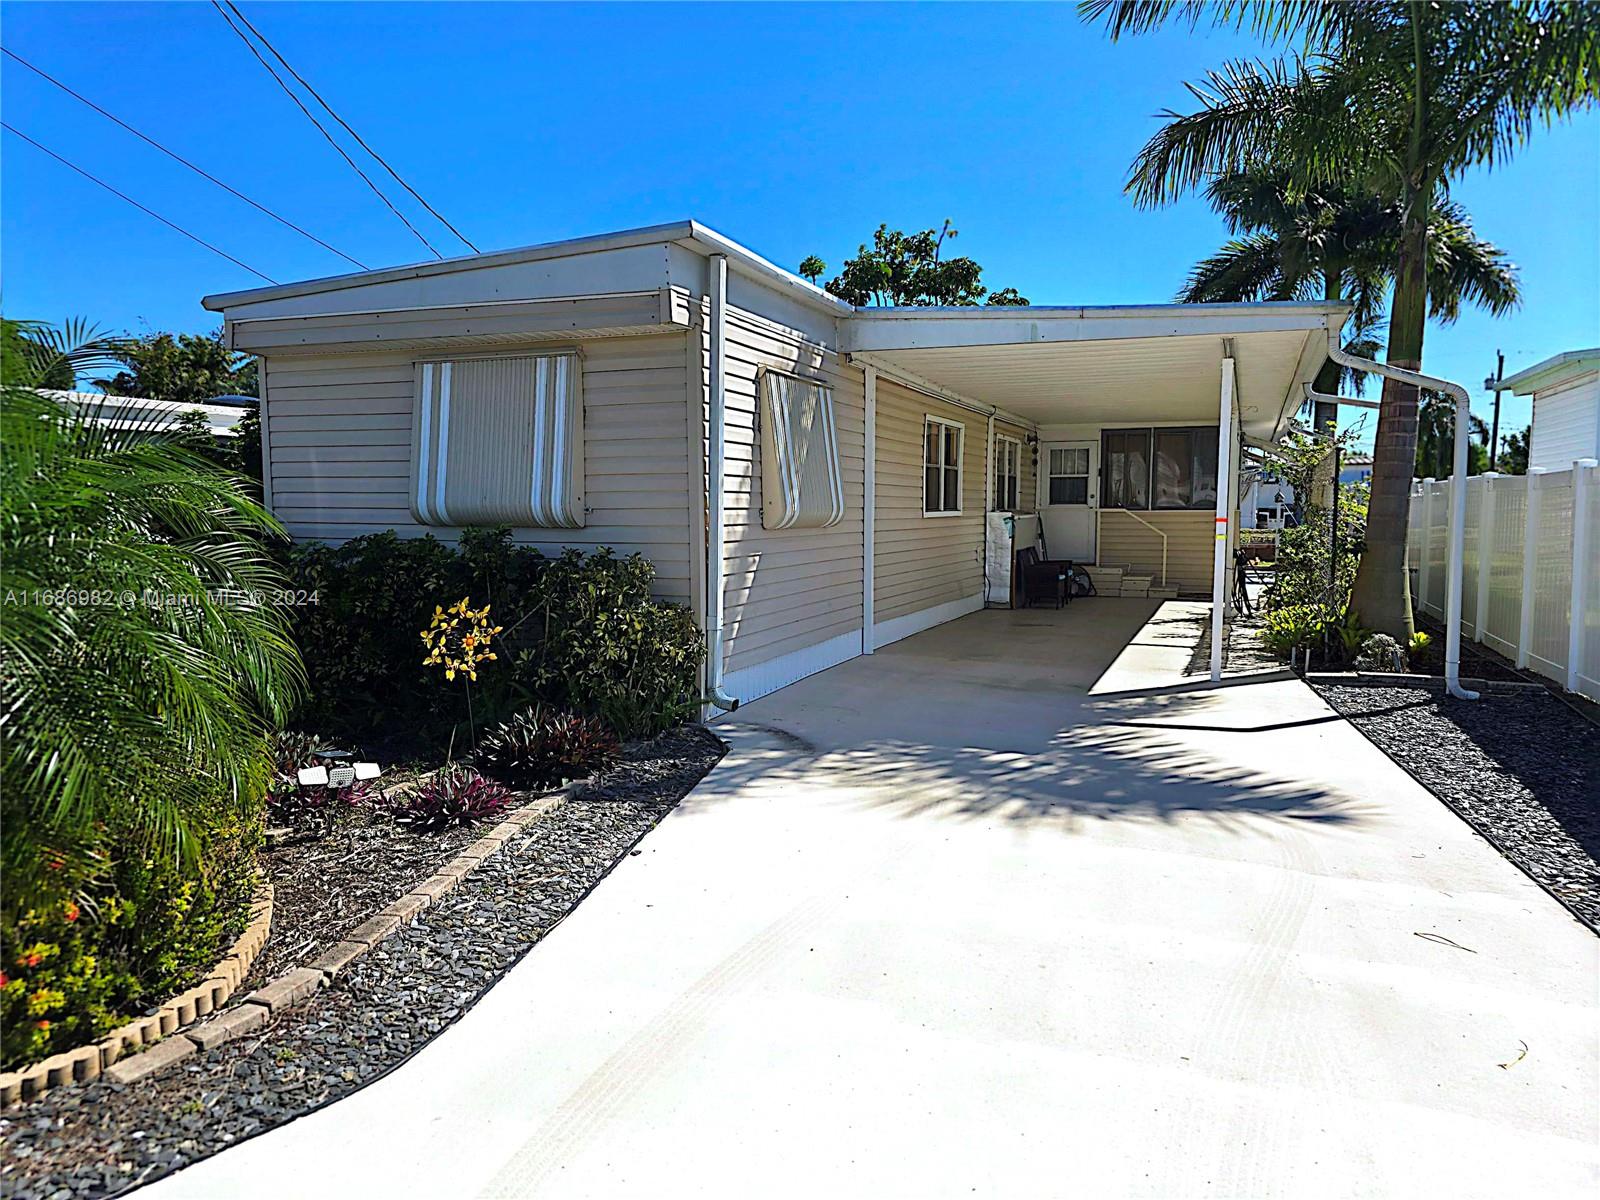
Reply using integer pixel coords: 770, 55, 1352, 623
296, 747, 382, 789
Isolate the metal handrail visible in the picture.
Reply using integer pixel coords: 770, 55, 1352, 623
1101, 508, 1168, 586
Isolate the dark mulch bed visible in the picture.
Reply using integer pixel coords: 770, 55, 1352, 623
0, 726, 723, 1200
245, 807, 487, 987
1314, 683, 1600, 930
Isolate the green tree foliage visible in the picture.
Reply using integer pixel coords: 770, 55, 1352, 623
1083, 0, 1600, 637
2, 317, 117, 389
805, 221, 1030, 307
1496, 425, 1530, 475
1415, 395, 1492, 479
96, 327, 257, 406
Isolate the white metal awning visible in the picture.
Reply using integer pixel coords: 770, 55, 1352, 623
842, 302, 1347, 441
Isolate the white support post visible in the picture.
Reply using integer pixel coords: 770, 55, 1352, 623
1474, 473, 1499, 642
1567, 459, 1598, 692
1516, 468, 1546, 668
862, 365, 877, 654
1418, 478, 1435, 616
1210, 349, 1236, 683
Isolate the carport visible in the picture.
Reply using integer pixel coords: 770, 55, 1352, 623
840, 301, 1348, 678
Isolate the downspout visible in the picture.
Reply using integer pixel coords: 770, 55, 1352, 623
704, 254, 739, 711
1322, 328, 1478, 700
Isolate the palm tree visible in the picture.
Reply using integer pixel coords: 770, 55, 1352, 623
1180, 166, 1520, 433
0, 323, 303, 914
1081, 0, 1600, 636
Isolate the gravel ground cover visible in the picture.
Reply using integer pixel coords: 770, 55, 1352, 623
1315, 683, 1600, 930
0, 726, 723, 1200
245, 808, 485, 986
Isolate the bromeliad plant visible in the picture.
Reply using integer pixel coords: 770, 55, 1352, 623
475, 708, 620, 790
391, 766, 511, 832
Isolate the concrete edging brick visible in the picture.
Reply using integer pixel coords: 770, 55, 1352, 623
1, 883, 274, 1105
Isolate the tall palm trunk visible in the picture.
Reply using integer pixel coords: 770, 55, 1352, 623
1350, 196, 1430, 638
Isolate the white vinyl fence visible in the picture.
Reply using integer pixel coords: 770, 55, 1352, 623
1408, 459, 1600, 700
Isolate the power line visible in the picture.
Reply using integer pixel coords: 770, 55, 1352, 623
3, 121, 277, 284
221, 0, 479, 255
210, 0, 444, 259
1, 45, 368, 271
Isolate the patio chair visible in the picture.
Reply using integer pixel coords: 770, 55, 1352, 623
1015, 546, 1075, 610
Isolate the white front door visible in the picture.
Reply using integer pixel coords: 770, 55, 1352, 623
1039, 440, 1098, 561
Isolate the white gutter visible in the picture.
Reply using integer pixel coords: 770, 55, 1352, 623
703, 254, 738, 711
1303, 382, 1380, 410
681, 222, 856, 318
862, 365, 878, 653
1323, 328, 1478, 700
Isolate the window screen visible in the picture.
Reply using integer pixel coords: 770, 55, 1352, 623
1047, 446, 1091, 505
992, 436, 1021, 511
759, 370, 845, 530
924, 417, 964, 514
1102, 428, 1217, 510
411, 353, 585, 529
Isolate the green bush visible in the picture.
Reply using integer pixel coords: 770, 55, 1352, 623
1260, 603, 1338, 656
1, 789, 260, 1068
283, 532, 704, 743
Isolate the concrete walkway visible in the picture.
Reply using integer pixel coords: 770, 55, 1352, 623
148, 602, 1598, 1199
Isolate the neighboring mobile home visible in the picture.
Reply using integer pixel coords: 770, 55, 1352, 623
203, 221, 1347, 705
1494, 348, 1600, 473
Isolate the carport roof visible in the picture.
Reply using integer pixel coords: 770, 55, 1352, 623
842, 302, 1349, 442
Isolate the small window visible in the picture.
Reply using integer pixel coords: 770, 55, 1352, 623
412, 353, 584, 529
1047, 446, 1091, 505
759, 370, 844, 530
924, 415, 964, 515
992, 435, 1021, 511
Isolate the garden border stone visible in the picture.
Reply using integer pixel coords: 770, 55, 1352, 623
0, 884, 274, 1107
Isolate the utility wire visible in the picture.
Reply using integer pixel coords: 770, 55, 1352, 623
221, 0, 478, 254
3, 122, 277, 284
1, 45, 368, 271
210, 0, 444, 259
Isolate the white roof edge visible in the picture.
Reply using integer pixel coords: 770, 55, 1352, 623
1496, 347, 1600, 394
39, 389, 250, 414
852, 300, 1352, 322
201, 218, 856, 319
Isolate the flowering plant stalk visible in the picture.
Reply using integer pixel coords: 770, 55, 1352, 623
420, 597, 503, 746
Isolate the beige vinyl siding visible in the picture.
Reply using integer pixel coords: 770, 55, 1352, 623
1096, 509, 1214, 593
874, 379, 987, 625
710, 307, 866, 674
994, 417, 1036, 513
265, 333, 694, 603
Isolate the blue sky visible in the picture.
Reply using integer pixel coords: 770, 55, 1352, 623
4, 1, 1596, 449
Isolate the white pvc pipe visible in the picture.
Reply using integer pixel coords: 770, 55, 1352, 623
862, 365, 877, 653
1323, 328, 1477, 699
704, 254, 738, 711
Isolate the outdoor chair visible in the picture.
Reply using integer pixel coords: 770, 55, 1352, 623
1015, 546, 1075, 610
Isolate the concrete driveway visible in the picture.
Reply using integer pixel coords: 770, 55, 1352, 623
149, 602, 1598, 1199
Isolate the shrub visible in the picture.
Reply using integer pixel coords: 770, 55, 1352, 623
284, 533, 703, 743
1355, 633, 1408, 672
391, 767, 512, 832
476, 708, 619, 790
1260, 603, 1337, 657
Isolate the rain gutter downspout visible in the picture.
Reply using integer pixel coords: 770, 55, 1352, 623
1322, 329, 1478, 700
704, 254, 739, 711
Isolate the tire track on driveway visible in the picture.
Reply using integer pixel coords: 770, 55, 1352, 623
478, 894, 841, 1198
